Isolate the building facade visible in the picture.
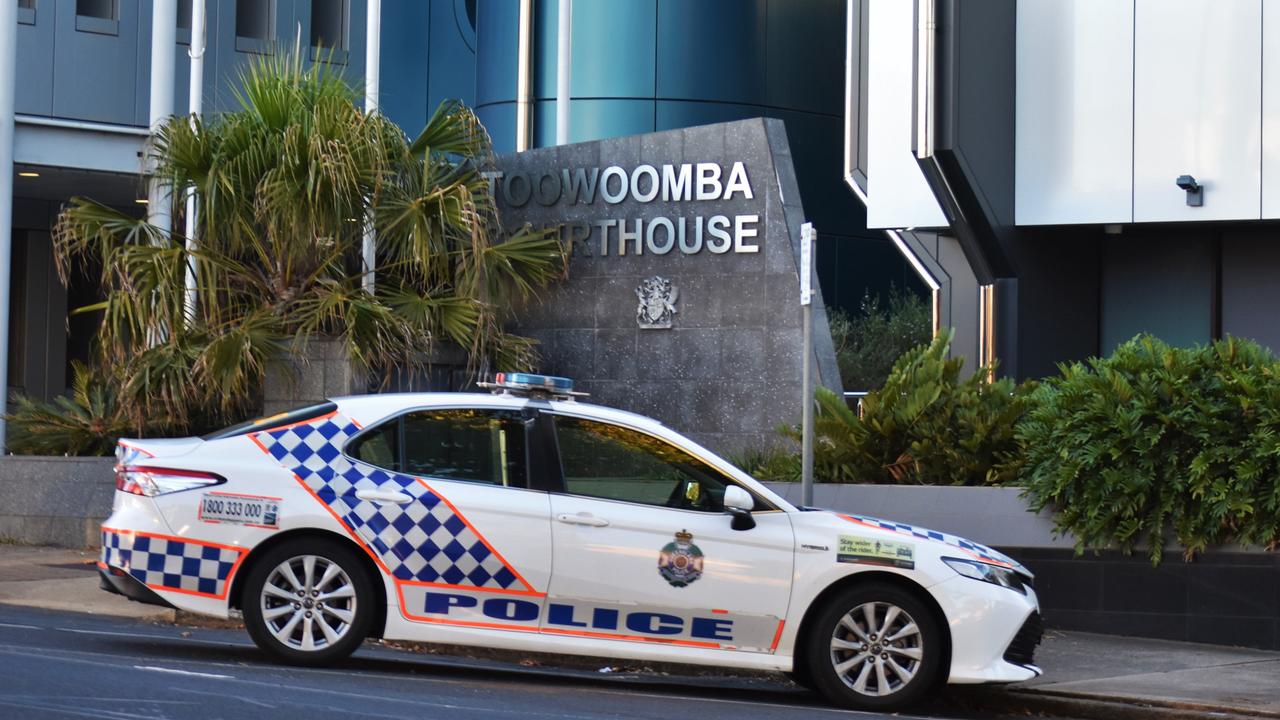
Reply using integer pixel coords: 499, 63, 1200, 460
855, 0, 1280, 379
3, 0, 877, 447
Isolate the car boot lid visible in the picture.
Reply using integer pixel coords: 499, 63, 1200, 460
116, 437, 204, 463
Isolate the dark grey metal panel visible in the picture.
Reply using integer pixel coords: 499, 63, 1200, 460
1007, 227, 1101, 379
1221, 232, 1280, 353
18, 232, 68, 403
15, 0, 55, 115
936, 234, 979, 376
51, 0, 142, 124
912, 0, 1017, 282
766, 0, 843, 116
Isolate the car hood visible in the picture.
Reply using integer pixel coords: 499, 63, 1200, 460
805, 509, 1032, 577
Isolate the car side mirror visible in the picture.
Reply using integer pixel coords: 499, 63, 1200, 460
724, 485, 756, 531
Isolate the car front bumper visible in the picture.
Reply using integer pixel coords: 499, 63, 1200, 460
929, 575, 1044, 684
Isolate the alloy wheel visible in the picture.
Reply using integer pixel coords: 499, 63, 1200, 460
829, 601, 924, 697
260, 554, 358, 652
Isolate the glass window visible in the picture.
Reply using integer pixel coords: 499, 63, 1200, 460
177, 0, 192, 30
310, 0, 347, 50
347, 409, 529, 487
17, 0, 35, 26
347, 420, 400, 471
236, 0, 273, 41
553, 416, 744, 512
402, 409, 527, 487
76, 0, 114, 19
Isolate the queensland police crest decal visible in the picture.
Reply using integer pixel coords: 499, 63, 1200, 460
658, 530, 704, 588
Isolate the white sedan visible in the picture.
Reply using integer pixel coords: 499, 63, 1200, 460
99, 373, 1042, 711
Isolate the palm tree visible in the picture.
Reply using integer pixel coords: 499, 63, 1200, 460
47, 52, 564, 435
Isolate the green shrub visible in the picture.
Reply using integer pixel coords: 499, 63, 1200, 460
1017, 335, 1280, 564
725, 445, 800, 482
6, 362, 138, 456
829, 288, 932, 391
785, 330, 1030, 485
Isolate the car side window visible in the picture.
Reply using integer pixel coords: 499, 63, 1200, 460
347, 419, 400, 471
348, 409, 528, 488
553, 415, 737, 512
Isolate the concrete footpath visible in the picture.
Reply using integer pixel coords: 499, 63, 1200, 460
1, 544, 1276, 719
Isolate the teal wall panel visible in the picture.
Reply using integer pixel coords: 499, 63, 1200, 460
475, 0, 519, 107
656, 0, 767, 104
478, 102, 517, 154
381, 0, 433, 133
1101, 237, 1214, 352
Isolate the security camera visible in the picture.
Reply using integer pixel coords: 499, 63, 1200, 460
1176, 175, 1203, 207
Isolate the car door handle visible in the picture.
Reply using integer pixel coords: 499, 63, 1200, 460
556, 512, 610, 527
355, 489, 413, 505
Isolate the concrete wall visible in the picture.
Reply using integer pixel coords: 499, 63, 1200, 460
0, 457, 116, 549
764, 482, 1073, 550
498, 118, 842, 453
261, 339, 472, 415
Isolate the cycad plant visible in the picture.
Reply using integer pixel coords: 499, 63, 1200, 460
784, 331, 1031, 485
39, 52, 563, 440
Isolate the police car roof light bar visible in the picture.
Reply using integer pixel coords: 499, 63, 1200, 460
478, 372, 588, 400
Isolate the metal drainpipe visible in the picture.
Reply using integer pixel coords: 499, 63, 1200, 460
148, 1, 177, 236
515, 0, 533, 151
362, 0, 381, 295
555, 0, 571, 145
0, 0, 16, 449
184, 0, 206, 321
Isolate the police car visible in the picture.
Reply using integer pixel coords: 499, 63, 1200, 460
99, 373, 1041, 711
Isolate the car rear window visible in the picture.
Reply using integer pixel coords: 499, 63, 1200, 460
201, 402, 338, 440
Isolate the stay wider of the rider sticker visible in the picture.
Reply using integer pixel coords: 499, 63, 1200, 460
837, 535, 915, 570
198, 492, 280, 529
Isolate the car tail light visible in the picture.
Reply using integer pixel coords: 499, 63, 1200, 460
115, 466, 224, 497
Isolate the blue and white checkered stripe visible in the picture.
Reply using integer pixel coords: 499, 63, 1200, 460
845, 513, 1015, 567
100, 529, 243, 598
254, 416, 527, 592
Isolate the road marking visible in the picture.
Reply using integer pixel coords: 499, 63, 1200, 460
134, 665, 234, 680
183, 687, 276, 709
0, 622, 40, 629
56, 625, 256, 648
5, 625, 925, 718
0, 697, 170, 720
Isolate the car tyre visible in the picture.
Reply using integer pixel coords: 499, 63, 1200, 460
804, 581, 943, 711
243, 537, 375, 666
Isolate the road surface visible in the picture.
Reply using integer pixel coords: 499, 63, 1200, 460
0, 605, 1057, 720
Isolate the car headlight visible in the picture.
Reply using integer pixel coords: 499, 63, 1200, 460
942, 557, 1029, 594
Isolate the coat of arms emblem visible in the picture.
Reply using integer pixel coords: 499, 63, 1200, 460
635, 276, 678, 329
657, 529, 704, 588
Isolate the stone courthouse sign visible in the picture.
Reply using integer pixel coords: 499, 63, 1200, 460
484, 161, 762, 257
496, 118, 841, 453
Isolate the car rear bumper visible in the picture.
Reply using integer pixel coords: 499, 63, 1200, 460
98, 566, 177, 609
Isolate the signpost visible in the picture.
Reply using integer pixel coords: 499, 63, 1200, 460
800, 222, 815, 507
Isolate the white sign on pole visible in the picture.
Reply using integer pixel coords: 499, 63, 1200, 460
800, 222, 814, 305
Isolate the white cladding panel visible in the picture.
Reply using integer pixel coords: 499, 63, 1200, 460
865, 0, 947, 229
1263, 0, 1280, 217
1015, 0, 1133, 225
1133, 0, 1262, 222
